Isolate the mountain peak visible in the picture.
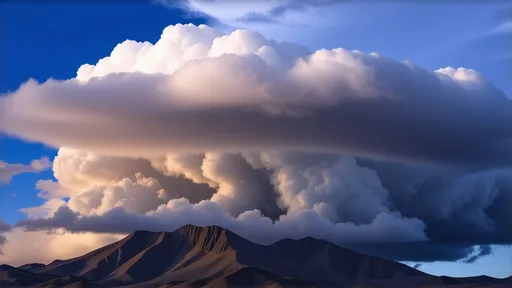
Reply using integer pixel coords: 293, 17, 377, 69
4, 225, 510, 288
176, 224, 232, 250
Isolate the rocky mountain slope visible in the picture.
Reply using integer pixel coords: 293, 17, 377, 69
1, 225, 510, 288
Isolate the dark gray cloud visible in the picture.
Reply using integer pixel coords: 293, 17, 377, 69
0, 235, 6, 254
11, 204, 495, 263
199, 153, 284, 219
463, 245, 493, 263
349, 242, 477, 262
0, 220, 11, 232
15, 204, 428, 256
360, 160, 512, 245
0, 220, 11, 254
14, 152, 512, 263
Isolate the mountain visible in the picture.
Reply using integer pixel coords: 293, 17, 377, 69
1, 225, 510, 288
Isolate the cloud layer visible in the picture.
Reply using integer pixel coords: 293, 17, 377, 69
1, 24, 511, 266
13, 149, 512, 264
1, 24, 511, 168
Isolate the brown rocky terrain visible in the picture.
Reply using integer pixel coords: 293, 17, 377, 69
1, 225, 510, 288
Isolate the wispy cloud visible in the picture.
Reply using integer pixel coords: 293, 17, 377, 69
489, 21, 512, 34
0, 157, 52, 184
462, 245, 493, 264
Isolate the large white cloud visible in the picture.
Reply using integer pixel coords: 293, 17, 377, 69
2, 24, 512, 267
27, 148, 215, 214
15, 149, 428, 243
1, 24, 510, 167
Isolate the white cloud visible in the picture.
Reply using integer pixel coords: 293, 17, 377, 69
15, 149, 428, 244
32, 148, 215, 214
151, 153, 218, 187
0, 157, 51, 183
268, 155, 391, 223
20, 198, 67, 219
3, 23, 512, 267
70, 174, 167, 216
11, 149, 512, 257
1, 24, 509, 167
11, 148, 512, 265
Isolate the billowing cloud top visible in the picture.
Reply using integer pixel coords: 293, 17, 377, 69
1, 24, 511, 267
1, 24, 510, 167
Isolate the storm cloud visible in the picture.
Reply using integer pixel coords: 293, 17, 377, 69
13, 150, 512, 263
2, 24, 511, 265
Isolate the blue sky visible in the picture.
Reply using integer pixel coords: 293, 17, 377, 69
0, 1, 208, 223
1, 0, 511, 279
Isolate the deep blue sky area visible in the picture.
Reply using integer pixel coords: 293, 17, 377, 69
0, 0, 208, 224
0, 1, 208, 93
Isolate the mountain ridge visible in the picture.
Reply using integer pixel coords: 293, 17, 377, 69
1, 224, 510, 288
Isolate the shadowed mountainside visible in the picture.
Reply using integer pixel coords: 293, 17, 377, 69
1, 225, 510, 288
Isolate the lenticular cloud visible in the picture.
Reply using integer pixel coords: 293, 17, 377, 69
2, 24, 512, 265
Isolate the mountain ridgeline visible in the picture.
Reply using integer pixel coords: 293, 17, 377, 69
0, 225, 510, 288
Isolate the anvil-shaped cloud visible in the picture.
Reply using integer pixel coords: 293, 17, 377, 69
1, 24, 510, 167
1, 24, 511, 266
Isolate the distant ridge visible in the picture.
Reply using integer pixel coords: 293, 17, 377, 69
16, 263, 46, 272
1, 225, 510, 288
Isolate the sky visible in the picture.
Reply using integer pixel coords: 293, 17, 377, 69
0, 0, 511, 279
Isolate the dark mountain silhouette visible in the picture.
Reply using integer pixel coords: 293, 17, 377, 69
1, 225, 510, 288
17, 264, 46, 272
